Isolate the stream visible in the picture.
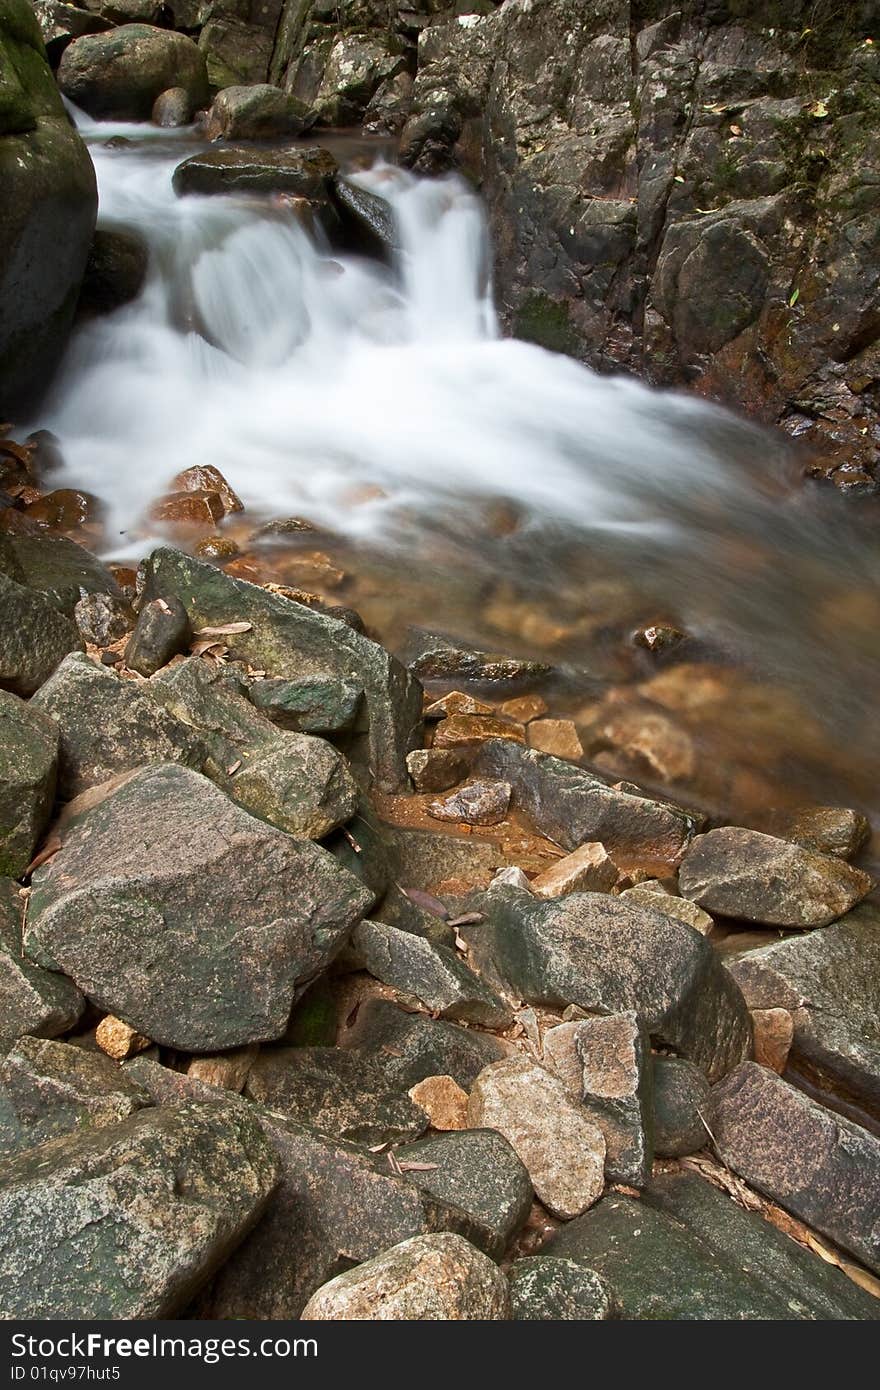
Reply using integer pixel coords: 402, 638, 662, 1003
22, 112, 880, 848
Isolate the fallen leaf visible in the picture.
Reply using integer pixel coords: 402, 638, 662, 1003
193, 621, 253, 636
396, 1161, 440, 1173
447, 912, 484, 928
400, 887, 449, 919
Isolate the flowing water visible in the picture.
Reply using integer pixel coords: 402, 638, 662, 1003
20, 111, 880, 841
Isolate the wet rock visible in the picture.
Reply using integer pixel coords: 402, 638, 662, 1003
713, 1063, 880, 1276
619, 880, 713, 934
78, 228, 148, 318
652, 1056, 713, 1158
332, 175, 396, 256
408, 634, 550, 684
203, 83, 306, 141
466, 884, 751, 1081
546, 1171, 879, 1320
679, 827, 873, 928
0, 881, 83, 1047
141, 547, 421, 791
407, 1075, 468, 1131
530, 842, 619, 898
728, 905, 880, 1116
395, 1128, 532, 1260
57, 24, 209, 120
528, 718, 584, 761
424, 690, 494, 719
765, 805, 871, 861
73, 591, 132, 647
151, 490, 225, 529
426, 779, 511, 827
124, 594, 190, 677
246, 675, 362, 735
509, 1257, 617, 1320
352, 919, 512, 1028
433, 713, 526, 749
24, 763, 372, 1051
94, 1015, 150, 1062
32, 652, 205, 800
406, 746, 468, 792
475, 740, 697, 864
170, 464, 243, 517
0, 533, 123, 616
500, 694, 548, 723
0, 1035, 148, 1158
633, 623, 686, 655
751, 1008, 794, 1075
467, 1057, 606, 1220
0, 690, 58, 877
0, 1101, 280, 1319
23, 488, 102, 532
301, 1232, 509, 1320
342, 996, 508, 1090
576, 1012, 654, 1187
0, 572, 81, 696
155, 656, 357, 839
243, 1046, 428, 1146
198, 19, 272, 90
151, 85, 193, 127
172, 145, 337, 198
32, 0, 109, 57
195, 534, 239, 561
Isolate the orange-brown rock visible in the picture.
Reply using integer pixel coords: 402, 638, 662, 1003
424, 691, 495, 719
151, 489, 225, 527
751, 1008, 794, 1074
24, 489, 102, 531
95, 1014, 152, 1061
171, 465, 243, 515
434, 714, 526, 749
408, 1075, 468, 1130
500, 694, 549, 724
528, 718, 584, 761
530, 842, 620, 898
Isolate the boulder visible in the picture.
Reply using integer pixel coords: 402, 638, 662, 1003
24, 764, 372, 1051
140, 547, 421, 791
0, 533, 123, 616
351, 919, 513, 1028
154, 656, 357, 839
0, 1101, 280, 1319
243, 1046, 429, 1145
246, 674, 362, 735
32, 652, 205, 800
198, 19, 272, 89
0, 0, 97, 413
332, 174, 396, 256
406, 747, 468, 792
300, 1232, 510, 1320
464, 883, 752, 1081
73, 591, 132, 647
173, 144, 337, 198
124, 595, 189, 676
530, 841, 619, 898
575, 1011, 654, 1187
766, 805, 871, 860
467, 1057, 606, 1220
77, 228, 148, 318
679, 827, 873, 928
151, 86, 194, 127
0, 572, 81, 696
509, 1257, 618, 1320
545, 1170, 879, 1320
0, 1035, 149, 1158
652, 1056, 713, 1158
713, 1062, 880, 1276
203, 83, 307, 141
0, 689, 58, 877
426, 779, 511, 827
342, 996, 508, 1089
728, 904, 880, 1116
381, 823, 505, 890
57, 25, 209, 121
393, 1129, 533, 1260
31, 1, 109, 61
474, 740, 697, 865
619, 880, 713, 934
0, 880, 83, 1048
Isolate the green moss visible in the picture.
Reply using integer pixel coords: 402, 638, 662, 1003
514, 292, 581, 356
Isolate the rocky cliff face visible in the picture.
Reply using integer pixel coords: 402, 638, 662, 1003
402, 1, 880, 491
0, 0, 97, 414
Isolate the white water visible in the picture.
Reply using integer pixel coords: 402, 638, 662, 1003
24, 115, 880, 817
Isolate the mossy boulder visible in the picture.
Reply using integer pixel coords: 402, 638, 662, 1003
57, 24, 210, 120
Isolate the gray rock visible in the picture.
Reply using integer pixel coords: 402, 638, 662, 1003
576, 1011, 654, 1186
0, 1101, 280, 1319
299, 31, 408, 129
426, 779, 511, 827
78, 228, 148, 318
124, 594, 190, 676
0, 880, 83, 1048
509, 1257, 618, 1320
0, 572, 81, 696
619, 881, 713, 934
243, 1046, 429, 1145
32, 0, 109, 53
246, 674, 363, 735
24, 763, 372, 1051
203, 84, 307, 141
140, 547, 421, 792
301, 1232, 510, 1320
465, 884, 752, 1081
712, 1062, 880, 1276
475, 740, 697, 864
382, 822, 504, 890
72, 590, 132, 647
652, 1056, 714, 1158
679, 827, 873, 928
0, 689, 57, 877
32, 653, 205, 800
198, 18, 273, 90
727, 904, 880, 1118
332, 175, 396, 256
351, 919, 513, 1028
546, 1170, 880, 1320
151, 86, 194, 127
394, 1129, 532, 1260
0, 1036, 149, 1158
342, 996, 508, 1089
154, 656, 357, 839
173, 144, 336, 198
0, 533, 123, 616
57, 24, 209, 120
373, 881, 456, 948
406, 746, 468, 792
766, 806, 871, 860
467, 1057, 606, 1220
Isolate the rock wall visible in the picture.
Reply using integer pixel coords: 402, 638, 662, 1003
0, 0, 97, 414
